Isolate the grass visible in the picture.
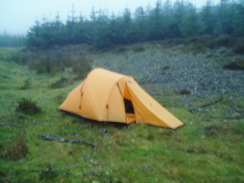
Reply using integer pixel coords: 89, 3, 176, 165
0, 47, 21, 61
0, 45, 243, 183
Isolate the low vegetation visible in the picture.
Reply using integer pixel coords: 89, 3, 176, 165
0, 40, 243, 182
16, 98, 41, 115
1, 132, 29, 161
13, 45, 92, 77
0, 0, 243, 181
223, 58, 244, 70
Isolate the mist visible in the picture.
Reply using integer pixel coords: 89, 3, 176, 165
1, 0, 220, 35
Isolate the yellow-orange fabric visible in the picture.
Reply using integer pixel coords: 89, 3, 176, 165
59, 68, 183, 129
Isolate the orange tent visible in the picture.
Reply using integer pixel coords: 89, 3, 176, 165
59, 68, 183, 129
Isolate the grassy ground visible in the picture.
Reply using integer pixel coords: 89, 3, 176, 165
0, 46, 243, 183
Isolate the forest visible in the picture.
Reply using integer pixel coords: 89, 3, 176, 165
0, 33, 25, 47
23, 0, 244, 49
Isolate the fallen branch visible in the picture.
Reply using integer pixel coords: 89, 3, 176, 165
189, 97, 223, 113
39, 135, 95, 148
30, 164, 72, 175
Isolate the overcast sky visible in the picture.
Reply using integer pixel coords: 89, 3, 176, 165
1, 0, 220, 35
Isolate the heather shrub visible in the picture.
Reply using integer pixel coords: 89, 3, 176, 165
16, 98, 41, 115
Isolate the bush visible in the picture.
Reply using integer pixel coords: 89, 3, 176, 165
70, 56, 91, 79
178, 89, 191, 95
234, 43, 244, 54
29, 52, 64, 74
19, 79, 32, 90
16, 98, 41, 115
161, 66, 170, 71
215, 35, 231, 47
12, 45, 92, 78
12, 49, 27, 64
223, 59, 244, 70
50, 77, 71, 89
113, 45, 127, 53
132, 45, 145, 52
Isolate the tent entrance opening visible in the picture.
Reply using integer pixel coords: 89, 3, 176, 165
124, 98, 135, 123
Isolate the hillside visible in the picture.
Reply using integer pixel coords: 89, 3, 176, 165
92, 42, 244, 97
0, 43, 243, 183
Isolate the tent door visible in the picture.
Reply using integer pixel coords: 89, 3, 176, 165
124, 98, 135, 123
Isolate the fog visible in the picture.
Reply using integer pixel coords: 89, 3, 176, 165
0, 0, 220, 35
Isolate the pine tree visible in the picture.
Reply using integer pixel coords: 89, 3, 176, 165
148, 0, 164, 40
179, 3, 205, 37
200, 0, 216, 35
134, 7, 147, 41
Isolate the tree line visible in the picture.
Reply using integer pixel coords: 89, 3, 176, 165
0, 33, 25, 47
26, 0, 244, 49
